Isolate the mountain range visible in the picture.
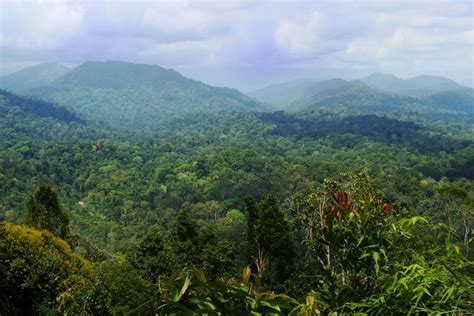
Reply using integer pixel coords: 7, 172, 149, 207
249, 74, 472, 116
0, 63, 70, 91
0, 61, 264, 129
360, 73, 466, 97
1, 61, 472, 128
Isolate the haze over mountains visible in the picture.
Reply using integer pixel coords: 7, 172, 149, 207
1, 61, 473, 316
0, 63, 71, 91
0, 61, 264, 129
249, 73, 470, 107
1, 61, 472, 130
248, 73, 472, 117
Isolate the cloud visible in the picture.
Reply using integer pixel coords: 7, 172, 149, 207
0, 0, 472, 89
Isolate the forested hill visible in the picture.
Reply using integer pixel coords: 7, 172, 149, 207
425, 88, 474, 114
0, 62, 70, 91
2, 61, 265, 130
56, 61, 211, 89
0, 89, 83, 124
247, 78, 349, 110
292, 82, 426, 113
360, 72, 467, 96
249, 74, 471, 118
1, 75, 473, 315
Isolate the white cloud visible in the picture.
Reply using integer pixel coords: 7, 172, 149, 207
0, 0, 472, 89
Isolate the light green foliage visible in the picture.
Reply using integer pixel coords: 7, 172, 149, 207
0, 222, 93, 315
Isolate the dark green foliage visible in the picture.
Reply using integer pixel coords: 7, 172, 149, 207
157, 268, 304, 315
0, 69, 473, 314
245, 196, 295, 285
131, 211, 238, 282
24, 184, 69, 239
0, 89, 84, 123
289, 173, 473, 313
94, 260, 158, 315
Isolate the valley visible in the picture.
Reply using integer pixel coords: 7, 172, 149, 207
1, 61, 473, 314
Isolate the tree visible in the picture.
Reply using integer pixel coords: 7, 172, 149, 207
24, 184, 69, 239
244, 195, 294, 285
131, 211, 238, 281
291, 173, 472, 313
0, 222, 93, 315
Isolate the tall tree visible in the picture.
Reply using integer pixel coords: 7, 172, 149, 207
24, 184, 69, 239
244, 195, 294, 285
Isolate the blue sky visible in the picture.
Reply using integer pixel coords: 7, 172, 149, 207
1, 0, 472, 90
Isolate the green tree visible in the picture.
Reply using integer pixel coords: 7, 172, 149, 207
0, 222, 93, 315
244, 195, 295, 285
24, 184, 69, 239
292, 173, 472, 313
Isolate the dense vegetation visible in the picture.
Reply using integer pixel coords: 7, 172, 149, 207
0, 62, 472, 314
3, 61, 264, 130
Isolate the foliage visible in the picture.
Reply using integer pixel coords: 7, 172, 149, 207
244, 195, 295, 286
157, 267, 310, 315
24, 184, 70, 239
0, 222, 93, 315
0, 89, 83, 123
0, 72, 473, 314
291, 173, 473, 313
131, 211, 238, 283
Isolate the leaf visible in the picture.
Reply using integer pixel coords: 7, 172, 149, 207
169, 287, 180, 303
242, 266, 251, 283
193, 269, 207, 283
373, 252, 380, 275
197, 301, 216, 311
179, 275, 191, 298
259, 300, 282, 311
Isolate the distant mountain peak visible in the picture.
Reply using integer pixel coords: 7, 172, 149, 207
365, 72, 399, 79
1, 60, 264, 129
0, 62, 70, 91
56, 60, 190, 89
361, 73, 465, 97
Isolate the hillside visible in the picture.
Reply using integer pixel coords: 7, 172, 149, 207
361, 73, 466, 96
0, 63, 70, 91
6, 61, 265, 129
0, 89, 83, 124
290, 81, 426, 114
249, 73, 469, 113
1, 74, 473, 316
248, 78, 349, 109
425, 88, 474, 114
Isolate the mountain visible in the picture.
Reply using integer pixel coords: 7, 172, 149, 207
248, 78, 349, 110
290, 81, 426, 114
248, 78, 317, 108
7, 61, 264, 129
56, 60, 194, 89
361, 73, 466, 97
0, 63, 70, 91
252, 74, 471, 119
425, 88, 474, 114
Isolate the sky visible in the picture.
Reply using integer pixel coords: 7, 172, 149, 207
1, 0, 473, 90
